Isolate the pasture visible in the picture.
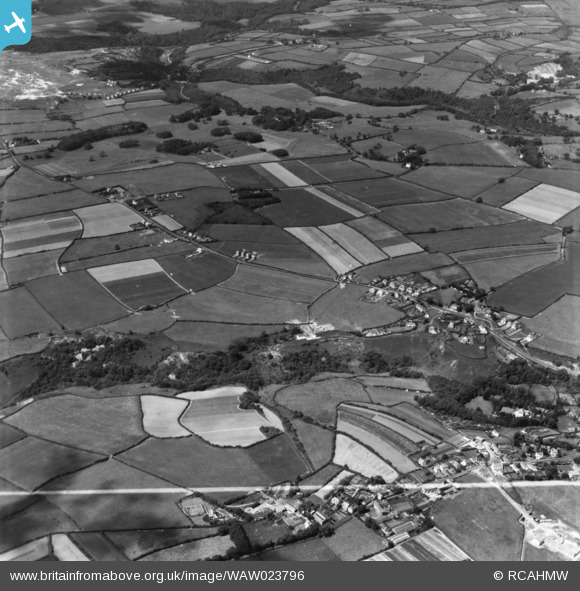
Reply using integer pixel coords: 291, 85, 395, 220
305, 159, 385, 183
502, 184, 580, 224
355, 252, 452, 283
26, 271, 129, 330
69, 533, 128, 561
333, 434, 398, 483
488, 242, 580, 316
5, 395, 147, 455
412, 220, 557, 253
261, 189, 354, 227
139, 536, 234, 561
155, 187, 231, 229
1, 190, 105, 222
205, 224, 299, 245
421, 264, 470, 287
0, 169, 71, 201
1, 211, 82, 258
140, 396, 190, 439
0, 436, 103, 490
428, 142, 515, 167
275, 377, 370, 426
220, 264, 331, 303
292, 419, 334, 470
286, 227, 361, 274
338, 177, 451, 208
518, 485, 580, 531
525, 295, 580, 359
365, 387, 421, 407
3, 249, 63, 286
432, 475, 522, 561
171, 287, 308, 324
157, 253, 236, 292
378, 199, 521, 234
324, 518, 387, 561
44, 459, 191, 531
309, 284, 405, 332
74, 203, 144, 238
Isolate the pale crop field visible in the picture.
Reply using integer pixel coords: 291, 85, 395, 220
74, 203, 144, 238
140, 395, 190, 439
503, 183, 580, 224
333, 433, 398, 482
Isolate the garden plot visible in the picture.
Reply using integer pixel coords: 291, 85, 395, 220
286, 227, 361, 274
333, 434, 398, 482
319, 223, 387, 265
1, 212, 81, 258
502, 184, 580, 224
177, 387, 282, 447
140, 396, 191, 439
74, 203, 144, 238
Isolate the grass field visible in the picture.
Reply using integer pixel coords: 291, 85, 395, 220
0, 287, 62, 339
503, 183, 580, 224
0, 169, 71, 201
155, 187, 231, 229
171, 287, 308, 324
324, 518, 387, 560
428, 142, 514, 166
75, 203, 144, 238
525, 295, 580, 359
346, 216, 423, 257
4, 248, 64, 286
43, 459, 191, 531
333, 434, 398, 483
1, 211, 82, 258
205, 224, 299, 244
157, 253, 236, 292
69, 533, 128, 561
99, 306, 176, 335
105, 528, 219, 561
421, 264, 470, 286
378, 198, 520, 234
139, 535, 234, 561
286, 227, 361, 274
119, 434, 308, 496
365, 387, 420, 406
260, 189, 354, 227
488, 242, 580, 316
140, 395, 190, 439
0, 423, 25, 450
26, 271, 129, 330
0, 436, 104, 490
1, 190, 105, 222
404, 166, 521, 199
164, 321, 284, 351
5, 395, 148, 455
257, 536, 341, 561
0, 335, 50, 363
463, 251, 561, 291
219, 165, 278, 189
432, 476, 522, 561
275, 377, 370, 426
412, 220, 556, 253
338, 177, 451, 208
292, 419, 334, 470
517, 168, 580, 193
518, 485, 580, 531
305, 159, 385, 183
220, 264, 331, 303
310, 284, 404, 332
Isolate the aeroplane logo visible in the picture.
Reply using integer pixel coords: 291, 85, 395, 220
0, 1, 32, 57
5, 12, 26, 34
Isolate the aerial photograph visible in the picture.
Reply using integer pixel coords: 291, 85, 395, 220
0, 0, 579, 563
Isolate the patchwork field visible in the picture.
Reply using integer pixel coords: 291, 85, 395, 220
75, 203, 144, 238
286, 227, 361, 275
502, 184, 580, 224
1, 211, 82, 258
333, 434, 398, 483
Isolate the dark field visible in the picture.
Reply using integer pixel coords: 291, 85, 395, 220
306, 159, 386, 183
205, 224, 300, 244
338, 177, 451, 208
259, 188, 354, 227
26, 271, 129, 330
219, 165, 277, 189
412, 220, 557, 253
157, 253, 236, 292
488, 242, 580, 316
103, 272, 187, 310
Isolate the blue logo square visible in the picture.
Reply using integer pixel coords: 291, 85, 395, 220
0, 0, 31, 56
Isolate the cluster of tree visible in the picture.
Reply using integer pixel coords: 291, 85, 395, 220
57, 122, 147, 151
280, 348, 348, 382
156, 138, 216, 155
22, 336, 150, 397
500, 135, 544, 167
210, 126, 231, 137
359, 351, 416, 374
259, 425, 283, 439
177, 87, 248, 118
556, 52, 580, 78
119, 139, 140, 149
251, 106, 341, 132
233, 131, 263, 143
235, 188, 280, 209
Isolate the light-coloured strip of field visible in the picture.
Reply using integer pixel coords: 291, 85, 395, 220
333, 433, 398, 483
306, 187, 365, 218
503, 184, 580, 224
286, 226, 362, 275
52, 535, 90, 561
141, 395, 190, 438
259, 405, 284, 430
259, 162, 307, 187
1, 213, 81, 244
88, 259, 165, 283
177, 386, 247, 401
383, 241, 423, 258
74, 203, 144, 238
319, 223, 388, 265
0, 537, 51, 561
